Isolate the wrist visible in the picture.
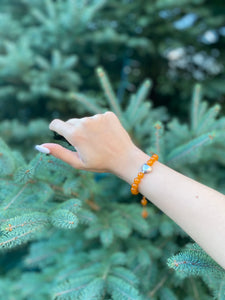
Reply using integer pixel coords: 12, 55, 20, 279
112, 146, 150, 185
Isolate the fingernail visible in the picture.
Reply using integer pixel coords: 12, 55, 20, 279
35, 145, 50, 154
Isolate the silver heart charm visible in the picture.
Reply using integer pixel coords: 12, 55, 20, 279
142, 163, 152, 174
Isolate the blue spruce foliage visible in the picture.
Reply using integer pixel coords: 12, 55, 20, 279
0, 1, 225, 299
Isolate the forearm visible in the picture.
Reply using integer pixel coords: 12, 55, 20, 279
44, 112, 225, 268
116, 147, 225, 269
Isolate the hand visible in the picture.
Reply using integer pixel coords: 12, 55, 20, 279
41, 111, 144, 177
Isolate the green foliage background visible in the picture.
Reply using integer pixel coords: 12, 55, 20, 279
0, 0, 225, 299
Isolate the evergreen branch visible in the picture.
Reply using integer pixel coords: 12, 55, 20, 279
129, 79, 152, 120
25, 251, 53, 268
110, 267, 139, 287
167, 245, 225, 278
110, 252, 126, 266
148, 274, 169, 297
198, 101, 208, 124
150, 121, 164, 159
196, 104, 221, 135
59, 198, 82, 213
189, 277, 202, 300
50, 209, 79, 229
52, 275, 94, 299
13, 154, 45, 184
159, 287, 178, 300
121, 205, 150, 236
0, 212, 49, 249
67, 92, 104, 114
78, 278, 106, 300
214, 277, 225, 300
190, 83, 221, 135
53, 284, 88, 299
3, 182, 29, 211
78, 209, 97, 225
191, 84, 202, 132
166, 131, 215, 165
84, 224, 103, 239
14, 166, 35, 184
52, 183, 78, 198
85, 198, 101, 211
0, 138, 16, 176
154, 122, 162, 155
100, 228, 114, 247
107, 275, 141, 300
96, 67, 122, 118
111, 216, 131, 239
0, 229, 35, 248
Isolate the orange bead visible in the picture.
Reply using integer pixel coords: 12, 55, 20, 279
141, 197, 147, 206
152, 154, 159, 160
137, 172, 144, 179
142, 210, 148, 219
134, 177, 141, 184
131, 183, 138, 189
131, 187, 139, 195
147, 158, 155, 166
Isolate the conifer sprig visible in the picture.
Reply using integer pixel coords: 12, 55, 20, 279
68, 92, 104, 114
127, 79, 152, 121
166, 131, 215, 165
0, 212, 49, 250
52, 249, 141, 300
84, 203, 151, 247
97, 67, 123, 119
167, 244, 225, 279
191, 83, 202, 132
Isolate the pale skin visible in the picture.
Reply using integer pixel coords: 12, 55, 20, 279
41, 111, 225, 269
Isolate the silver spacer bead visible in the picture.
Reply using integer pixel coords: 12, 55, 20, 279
142, 163, 152, 174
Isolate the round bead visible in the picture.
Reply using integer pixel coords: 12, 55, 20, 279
137, 172, 144, 179
131, 187, 139, 195
134, 177, 141, 184
131, 183, 138, 189
142, 210, 148, 219
147, 158, 155, 166
141, 197, 147, 206
152, 154, 159, 160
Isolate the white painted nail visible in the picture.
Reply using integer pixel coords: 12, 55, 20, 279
35, 145, 50, 154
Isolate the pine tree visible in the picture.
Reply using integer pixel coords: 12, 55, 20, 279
1, 1, 225, 299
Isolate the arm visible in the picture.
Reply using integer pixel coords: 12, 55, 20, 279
38, 111, 225, 269
118, 150, 225, 270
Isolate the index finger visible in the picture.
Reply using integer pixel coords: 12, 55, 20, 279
49, 119, 74, 141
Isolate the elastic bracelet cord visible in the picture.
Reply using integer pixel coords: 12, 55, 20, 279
130, 153, 159, 218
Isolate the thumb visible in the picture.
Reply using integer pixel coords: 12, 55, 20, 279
36, 143, 85, 169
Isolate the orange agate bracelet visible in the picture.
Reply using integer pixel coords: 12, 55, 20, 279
131, 153, 159, 218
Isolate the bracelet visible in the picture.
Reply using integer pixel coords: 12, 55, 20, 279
131, 153, 159, 218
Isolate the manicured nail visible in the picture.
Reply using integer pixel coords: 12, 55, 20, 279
35, 145, 50, 154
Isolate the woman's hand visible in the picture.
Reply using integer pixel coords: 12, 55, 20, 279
40, 111, 144, 177
37, 112, 225, 269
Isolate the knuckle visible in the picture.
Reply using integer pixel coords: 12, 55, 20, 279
81, 117, 91, 125
104, 111, 116, 118
70, 126, 83, 139
94, 114, 101, 118
67, 118, 73, 122
49, 119, 61, 130
66, 118, 76, 123
79, 117, 94, 130
90, 114, 101, 120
